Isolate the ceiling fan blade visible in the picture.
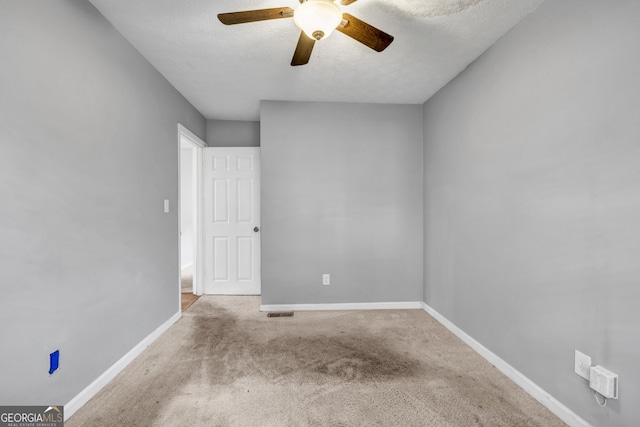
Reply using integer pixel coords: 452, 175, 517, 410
336, 13, 394, 52
218, 7, 294, 25
340, 0, 359, 5
291, 31, 315, 66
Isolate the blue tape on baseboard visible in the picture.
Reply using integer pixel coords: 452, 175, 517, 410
49, 350, 59, 375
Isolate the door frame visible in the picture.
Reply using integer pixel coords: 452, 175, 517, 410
178, 124, 206, 297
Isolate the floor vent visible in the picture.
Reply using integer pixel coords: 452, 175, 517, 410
267, 311, 294, 318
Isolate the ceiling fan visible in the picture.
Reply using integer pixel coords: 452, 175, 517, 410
218, 0, 394, 66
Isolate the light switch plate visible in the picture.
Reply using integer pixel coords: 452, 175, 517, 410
164, 199, 170, 213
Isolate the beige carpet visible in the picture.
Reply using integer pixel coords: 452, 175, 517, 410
67, 297, 565, 427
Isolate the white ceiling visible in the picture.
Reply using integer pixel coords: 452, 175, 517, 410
89, 0, 543, 121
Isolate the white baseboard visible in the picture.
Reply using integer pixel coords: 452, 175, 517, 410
421, 302, 591, 427
260, 301, 423, 312
64, 310, 182, 421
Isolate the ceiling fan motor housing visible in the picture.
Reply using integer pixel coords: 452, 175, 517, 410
294, 0, 343, 41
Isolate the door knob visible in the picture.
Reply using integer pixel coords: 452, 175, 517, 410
254, 227, 260, 232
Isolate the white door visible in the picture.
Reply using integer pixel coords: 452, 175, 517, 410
203, 147, 260, 294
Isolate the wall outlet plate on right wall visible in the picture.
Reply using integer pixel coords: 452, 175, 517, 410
574, 350, 591, 380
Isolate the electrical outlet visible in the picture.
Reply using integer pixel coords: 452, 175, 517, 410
590, 365, 618, 399
574, 350, 591, 380
322, 274, 330, 285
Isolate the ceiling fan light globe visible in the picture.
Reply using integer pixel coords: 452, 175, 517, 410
294, 0, 343, 41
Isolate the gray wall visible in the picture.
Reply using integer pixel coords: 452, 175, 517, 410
0, 0, 205, 406
261, 101, 423, 305
207, 119, 260, 147
422, 0, 640, 425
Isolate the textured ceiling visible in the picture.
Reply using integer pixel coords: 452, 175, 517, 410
88, 0, 543, 121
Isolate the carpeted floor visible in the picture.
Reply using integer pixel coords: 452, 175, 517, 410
67, 297, 566, 427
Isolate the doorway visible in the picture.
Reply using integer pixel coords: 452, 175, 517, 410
178, 124, 205, 308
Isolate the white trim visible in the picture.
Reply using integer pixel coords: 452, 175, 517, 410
64, 311, 182, 421
420, 302, 592, 427
260, 301, 423, 312
178, 125, 206, 297
177, 123, 206, 148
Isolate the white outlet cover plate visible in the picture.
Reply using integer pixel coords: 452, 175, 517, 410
574, 350, 591, 380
